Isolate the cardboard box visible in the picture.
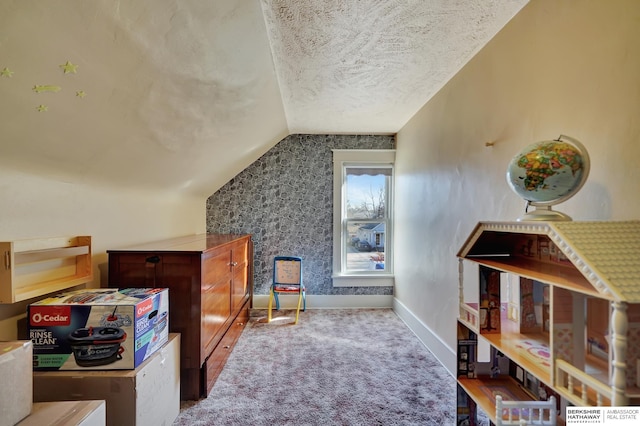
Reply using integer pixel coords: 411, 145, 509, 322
28, 288, 169, 370
18, 401, 106, 426
33, 333, 180, 426
0, 341, 33, 426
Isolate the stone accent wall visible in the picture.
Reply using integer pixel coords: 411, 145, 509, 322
206, 134, 394, 296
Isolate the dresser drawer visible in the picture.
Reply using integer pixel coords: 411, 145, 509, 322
203, 302, 249, 395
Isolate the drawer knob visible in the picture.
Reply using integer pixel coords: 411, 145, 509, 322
223, 345, 231, 349
229, 261, 238, 267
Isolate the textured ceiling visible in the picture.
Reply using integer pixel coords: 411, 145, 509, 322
0, 0, 527, 196
261, 0, 528, 134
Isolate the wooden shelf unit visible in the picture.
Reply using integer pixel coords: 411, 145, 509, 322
0, 236, 92, 304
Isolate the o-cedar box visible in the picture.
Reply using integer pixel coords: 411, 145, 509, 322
28, 288, 169, 370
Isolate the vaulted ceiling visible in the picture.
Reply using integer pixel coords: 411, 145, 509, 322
0, 0, 527, 196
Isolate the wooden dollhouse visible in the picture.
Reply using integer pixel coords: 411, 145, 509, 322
455, 220, 640, 425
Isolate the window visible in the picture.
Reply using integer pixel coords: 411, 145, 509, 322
332, 150, 395, 287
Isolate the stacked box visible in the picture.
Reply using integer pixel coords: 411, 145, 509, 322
28, 288, 168, 370
0, 341, 33, 426
18, 401, 106, 426
33, 334, 180, 426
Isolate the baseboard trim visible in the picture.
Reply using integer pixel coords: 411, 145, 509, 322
252, 294, 393, 309
392, 297, 456, 377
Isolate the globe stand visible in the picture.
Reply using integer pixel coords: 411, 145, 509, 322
507, 135, 590, 223
517, 203, 572, 222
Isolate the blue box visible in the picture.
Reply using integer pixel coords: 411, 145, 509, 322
28, 288, 169, 370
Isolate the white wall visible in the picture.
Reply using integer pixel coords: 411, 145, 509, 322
0, 0, 286, 339
0, 169, 204, 339
393, 0, 640, 374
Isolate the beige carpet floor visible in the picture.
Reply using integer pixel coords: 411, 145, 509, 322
174, 309, 462, 425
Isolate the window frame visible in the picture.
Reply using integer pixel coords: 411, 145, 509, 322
332, 149, 395, 287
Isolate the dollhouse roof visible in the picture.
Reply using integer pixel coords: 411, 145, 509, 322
458, 220, 640, 303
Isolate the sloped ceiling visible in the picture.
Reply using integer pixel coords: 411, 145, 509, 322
0, 0, 527, 197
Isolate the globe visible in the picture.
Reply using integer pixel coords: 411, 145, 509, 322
506, 136, 590, 221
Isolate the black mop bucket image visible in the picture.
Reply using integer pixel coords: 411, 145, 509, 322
68, 326, 127, 367
153, 311, 167, 334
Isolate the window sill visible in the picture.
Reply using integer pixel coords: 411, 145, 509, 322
332, 274, 394, 287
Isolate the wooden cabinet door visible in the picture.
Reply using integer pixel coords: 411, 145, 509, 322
201, 249, 232, 360
230, 239, 249, 313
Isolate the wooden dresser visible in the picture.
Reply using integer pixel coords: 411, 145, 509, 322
107, 234, 252, 400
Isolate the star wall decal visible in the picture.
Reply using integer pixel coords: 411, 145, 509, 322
36, 105, 48, 112
59, 61, 78, 74
76, 90, 87, 98
1, 67, 13, 78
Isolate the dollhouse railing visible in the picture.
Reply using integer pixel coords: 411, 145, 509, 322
459, 303, 479, 330
458, 259, 479, 331
495, 395, 557, 425
555, 359, 612, 406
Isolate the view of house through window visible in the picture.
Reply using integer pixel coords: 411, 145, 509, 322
332, 149, 395, 286
345, 167, 390, 272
